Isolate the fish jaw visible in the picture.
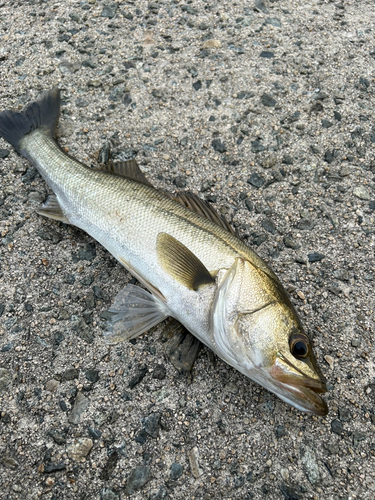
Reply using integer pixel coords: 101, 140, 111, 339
270, 356, 328, 415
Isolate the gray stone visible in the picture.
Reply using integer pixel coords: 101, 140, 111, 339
236, 91, 255, 99
248, 173, 265, 188
193, 80, 202, 91
152, 364, 166, 380
28, 191, 45, 204
71, 316, 94, 343
1, 453, 19, 469
265, 17, 281, 28
82, 59, 97, 69
69, 12, 81, 23
78, 242, 96, 261
129, 364, 148, 389
283, 236, 300, 249
59, 61, 80, 74
85, 369, 99, 383
351, 338, 360, 348
324, 150, 334, 163
262, 156, 277, 168
170, 462, 184, 481
224, 382, 239, 394
100, 451, 119, 481
59, 368, 79, 381
339, 407, 351, 422
101, 3, 118, 19
275, 425, 287, 439
297, 218, 315, 230
331, 419, 343, 435
261, 93, 277, 107
46, 429, 67, 445
173, 175, 187, 188
0, 368, 11, 395
85, 292, 96, 309
0, 148, 10, 158
260, 51, 274, 59
124, 465, 151, 495
254, 1, 269, 14
142, 412, 161, 438
301, 444, 320, 484
282, 154, 293, 165
245, 198, 253, 211
101, 489, 119, 500
353, 186, 371, 201
251, 139, 266, 153
333, 269, 349, 281
95, 141, 108, 166
353, 431, 366, 446
261, 218, 277, 234
212, 139, 227, 153
339, 166, 350, 177
321, 119, 333, 128
279, 483, 302, 500
68, 392, 89, 425
308, 252, 325, 263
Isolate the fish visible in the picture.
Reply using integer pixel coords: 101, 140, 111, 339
0, 88, 328, 415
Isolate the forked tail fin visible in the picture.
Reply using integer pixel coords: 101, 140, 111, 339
0, 87, 60, 153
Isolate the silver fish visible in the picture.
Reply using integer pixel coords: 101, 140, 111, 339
0, 88, 328, 415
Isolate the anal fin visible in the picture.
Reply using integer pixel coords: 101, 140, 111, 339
37, 194, 69, 224
104, 284, 169, 344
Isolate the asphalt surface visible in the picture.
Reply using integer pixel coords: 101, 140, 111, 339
0, 1, 374, 499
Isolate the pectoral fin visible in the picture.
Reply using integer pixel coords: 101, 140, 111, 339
156, 232, 214, 291
104, 284, 169, 344
37, 194, 70, 224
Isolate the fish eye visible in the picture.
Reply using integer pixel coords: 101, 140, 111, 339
290, 333, 310, 359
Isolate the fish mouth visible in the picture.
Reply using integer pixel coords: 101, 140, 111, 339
271, 355, 328, 416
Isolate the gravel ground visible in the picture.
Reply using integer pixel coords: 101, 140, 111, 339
0, 1, 374, 499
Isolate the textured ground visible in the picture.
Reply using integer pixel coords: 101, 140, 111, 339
0, 1, 374, 499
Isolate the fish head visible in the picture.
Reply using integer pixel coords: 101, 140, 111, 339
212, 258, 328, 416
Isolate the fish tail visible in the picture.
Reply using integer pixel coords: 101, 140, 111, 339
0, 87, 60, 153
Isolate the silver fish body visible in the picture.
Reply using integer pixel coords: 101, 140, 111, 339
0, 89, 328, 415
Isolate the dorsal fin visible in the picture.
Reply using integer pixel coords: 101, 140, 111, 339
100, 159, 152, 187
98, 160, 235, 234
169, 191, 236, 236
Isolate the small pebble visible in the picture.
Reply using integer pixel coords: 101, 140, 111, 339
67, 438, 93, 461
331, 419, 343, 435
324, 355, 334, 369
308, 252, 325, 263
68, 392, 89, 425
300, 444, 320, 484
170, 463, 184, 481
224, 382, 238, 394
142, 412, 161, 438
188, 446, 203, 478
353, 186, 371, 201
248, 173, 265, 188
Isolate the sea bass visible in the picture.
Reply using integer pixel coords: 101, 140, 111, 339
0, 88, 328, 415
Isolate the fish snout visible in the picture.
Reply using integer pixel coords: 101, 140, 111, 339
271, 357, 328, 416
